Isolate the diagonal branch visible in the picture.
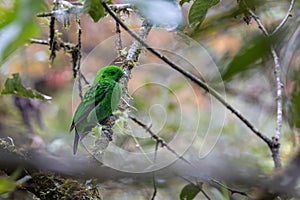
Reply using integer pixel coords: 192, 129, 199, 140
129, 115, 191, 165
102, 1, 272, 146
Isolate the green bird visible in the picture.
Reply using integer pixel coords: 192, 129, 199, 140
70, 66, 125, 154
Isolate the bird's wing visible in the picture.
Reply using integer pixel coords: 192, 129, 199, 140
69, 81, 112, 132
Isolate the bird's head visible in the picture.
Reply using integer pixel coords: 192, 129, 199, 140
94, 65, 125, 83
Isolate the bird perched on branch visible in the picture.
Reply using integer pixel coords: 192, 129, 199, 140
70, 66, 124, 154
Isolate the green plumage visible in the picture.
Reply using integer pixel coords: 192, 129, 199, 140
70, 66, 124, 154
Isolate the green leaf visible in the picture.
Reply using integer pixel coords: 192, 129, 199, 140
180, 0, 192, 6
180, 183, 201, 200
0, 178, 16, 195
83, 0, 105, 22
188, 0, 220, 27
1, 73, 52, 100
0, 0, 44, 64
221, 35, 271, 81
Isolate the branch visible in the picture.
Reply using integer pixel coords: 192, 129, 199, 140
3, 138, 300, 198
210, 178, 250, 198
119, 19, 152, 113
110, 3, 132, 12
129, 115, 191, 165
115, 20, 123, 58
36, 3, 131, 18
271, 0, 295, 35
151, 142, 159, 200
29, 39, 49, 45
30, 38, 78, 52
244, 1, 283, 169
102, 1, 272, 146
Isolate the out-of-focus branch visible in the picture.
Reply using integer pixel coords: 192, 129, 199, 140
102, 1, 272, 148
2, 138, 300, 198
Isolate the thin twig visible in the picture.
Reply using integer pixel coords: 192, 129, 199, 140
49, 15, 56, 63
36, 12, 53, 17
210, 178, 250, 198
246, 9, 269, 36
110, 3, 131, 12
30, 38, 73, 51
36, 3, 130, 18
179, 177, 211, 200
151, 142, 159, 200
129, 115, 191, 165
76, 18, 84, 99
30, 39, 49, 45
102, 1, 272, 146
244, 1, 283, 169
115, 20, 123, 58
200, 188, 211, 200
271, 0, 295, 35
75, 17, 82, 73
30, 38, 89, 86
80, 73, 90, 85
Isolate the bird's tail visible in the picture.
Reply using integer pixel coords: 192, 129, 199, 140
73, 129, 80, 155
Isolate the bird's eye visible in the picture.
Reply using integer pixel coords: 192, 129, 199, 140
102, 75, 105, 78
110, 71, 116, 76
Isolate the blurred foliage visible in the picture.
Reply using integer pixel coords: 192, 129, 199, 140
1, 73, 51, 101
287, 72, 300, 129
188, 0, 220, 28
0, 168, 21, 195
221, 35, 272, 81
180, 183, 201, 200
0, 178, 16, 195
0, 0, 44, 64
83, 0, 105, 22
